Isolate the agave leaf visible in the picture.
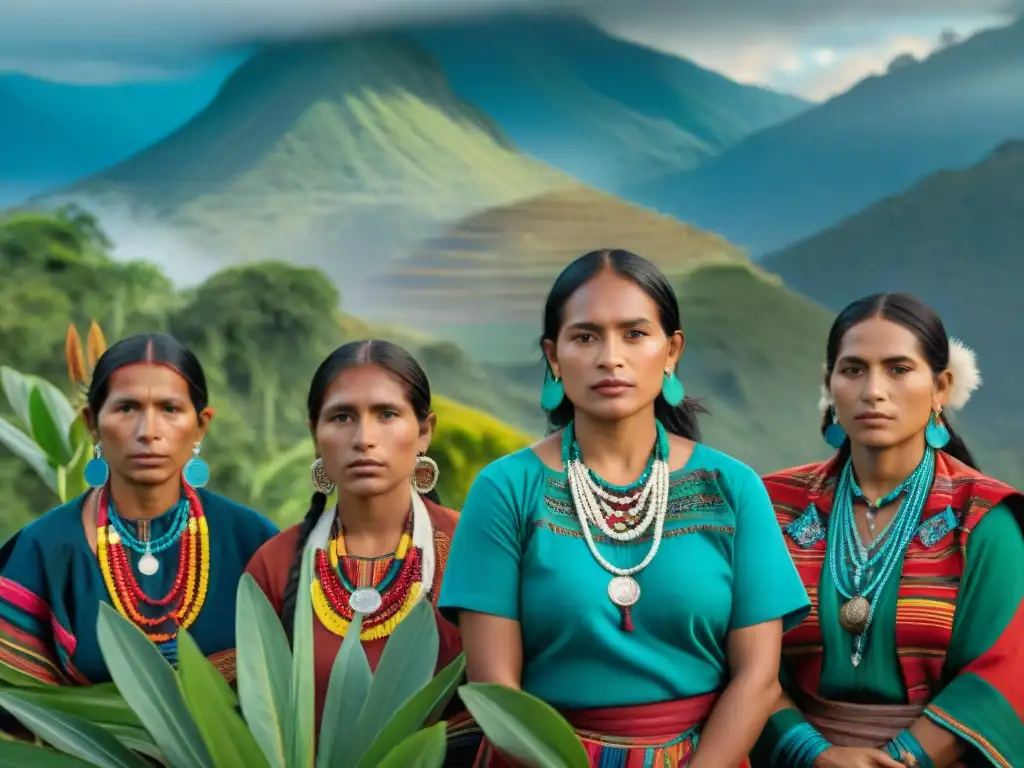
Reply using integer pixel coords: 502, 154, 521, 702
0, 691, 149, 768
316, 613, 371, 768
96, 603, 212, 768
374, 722, 447, 768
236, 575, 292, 768
354, 653, 466, 768
459, 683, 590, 768
348, 599, 439, 760
0, 739, 95, 766
0, 366, 34, 430
0, 683, 142, 727
0, 414, 58, 493
177, 628, 270, 768
290, 547, 316, 768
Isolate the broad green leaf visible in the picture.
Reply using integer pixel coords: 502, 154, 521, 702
0, 739, 94, 766
0, 683, 142, 726
459, 683, 589, 768
101, 724, 166, 764
96, 603, 213, 768
249, 440, 311, 500
0, 414, 58, 493
0, 366, 35, 431
290, 547, 316, 768
0, 691, 149, 768
34, 379, 78, 448
236, 574, 293, 768
349, 599, 439, 760
177, 628, 270, 768
0, 657, 51, 688
317, 613, 371, 768
355, 653, 466, 768
64, 417, 92, 501
29, 387, 71, 466
374, 722, 447, 768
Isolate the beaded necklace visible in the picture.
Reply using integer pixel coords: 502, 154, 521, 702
826, 448, 934, 667
563, 420, 671, 632
106, 496, 189, 576
96, 486, 210, 647
311, 509, 424, 641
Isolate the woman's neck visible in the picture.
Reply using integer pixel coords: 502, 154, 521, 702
849, 434, 927, 501
573, 408, 658, 486
336, 482, 412, 557
107, 475, 183, 520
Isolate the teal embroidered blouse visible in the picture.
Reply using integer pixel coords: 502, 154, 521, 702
439, 443, 811, 709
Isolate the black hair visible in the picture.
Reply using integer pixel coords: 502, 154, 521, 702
540, 249, 706, 441
280, 339, 442, 641
87, 333, 209, 418
823, 292, 978, 469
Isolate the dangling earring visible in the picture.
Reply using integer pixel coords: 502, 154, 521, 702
823, 407, 848, 449
925, 410, 951, 449
540, 365, 564, 410
412, 453, 439, 494
311, 457, 335, 494
84, 441, 109, 488
182, 442, 210, 488
661, 370, 685, 406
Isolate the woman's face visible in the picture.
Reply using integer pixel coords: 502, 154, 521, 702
312, 364, 434, 499
828, 317, 951, 450
544, 269, 683, 423
90, 364, 211, 487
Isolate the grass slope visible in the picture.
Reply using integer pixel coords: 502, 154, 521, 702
54, 36, 575, 312
762, 139, 1024, 483
371, 186, 748, 361
409, 16, 808, 190
627, 18, 1024, 256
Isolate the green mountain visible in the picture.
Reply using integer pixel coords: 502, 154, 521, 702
52, 36, 576, 315
371, 185, 748, 361
762, 139, 1024, 483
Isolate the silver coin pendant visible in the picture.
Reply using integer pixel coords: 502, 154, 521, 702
349, 587, 383, 615
138, 553, 160, 576
607, 576, 641, 607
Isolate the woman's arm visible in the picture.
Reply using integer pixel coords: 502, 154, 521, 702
458, 611, 523, 689
690, 619, 784, 767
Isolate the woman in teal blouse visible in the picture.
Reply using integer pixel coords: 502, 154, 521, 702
0, 333, 278, 688
440, 250, 811, 767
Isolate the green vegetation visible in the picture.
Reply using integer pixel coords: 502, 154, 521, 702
0, 209, 536, 538
0, 556, 588, 767
763, 139, 1024, 484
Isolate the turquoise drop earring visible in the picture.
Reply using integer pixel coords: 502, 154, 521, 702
84, 441, 109, 488
183, 442, 210, 488
925, 411, 950, 449
540, 366, 564, 410
661, 370, 685, 406
824, 408, 847, 449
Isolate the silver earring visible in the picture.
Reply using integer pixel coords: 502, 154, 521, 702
310, 457, 334, 494
412, 454, 439, 494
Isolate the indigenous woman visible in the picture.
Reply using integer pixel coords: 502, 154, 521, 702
0, 333, 278, 686
440, 250, 811, 767
755, 293, 1023, 768
245, 340, 462, 736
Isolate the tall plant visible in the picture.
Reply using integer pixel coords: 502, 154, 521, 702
0, 548, 590, 767
0, 323, 106, 504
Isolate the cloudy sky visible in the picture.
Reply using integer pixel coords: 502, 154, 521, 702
0, 0, 1020, 99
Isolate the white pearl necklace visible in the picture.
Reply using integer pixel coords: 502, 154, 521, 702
566, 453, 670, 576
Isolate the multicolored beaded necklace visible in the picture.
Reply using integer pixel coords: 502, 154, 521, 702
96, 484, 210, 654
311, 509, 424, 641
826, 448, 934, 667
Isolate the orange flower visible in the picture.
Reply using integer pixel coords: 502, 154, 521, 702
65, 325, 87, 386
86, 321, 107, 371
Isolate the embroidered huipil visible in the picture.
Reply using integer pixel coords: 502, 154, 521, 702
0, 488, 278, 686
756, 451, 1024, 767
439, 443, 811, 710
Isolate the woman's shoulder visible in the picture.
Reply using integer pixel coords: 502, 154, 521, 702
424, 499, 460, 537
196, 488, 279, 538
681, 443, 762, 487
248, 522, 305, 566
16, 495, 87, 544
476, 444, 549, 486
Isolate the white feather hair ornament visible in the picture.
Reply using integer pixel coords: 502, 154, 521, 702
945, 337, 982, 411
